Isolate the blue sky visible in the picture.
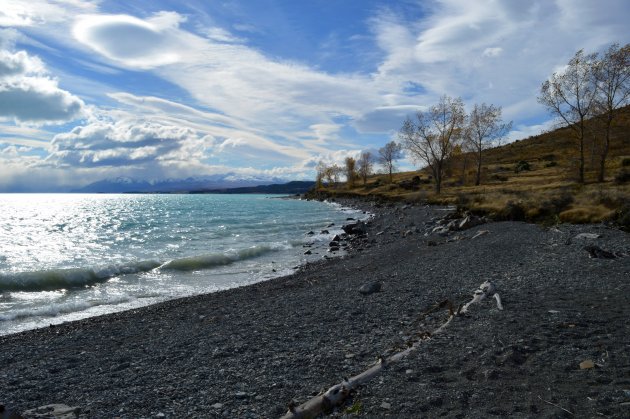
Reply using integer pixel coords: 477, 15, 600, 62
0, 0, 629, 191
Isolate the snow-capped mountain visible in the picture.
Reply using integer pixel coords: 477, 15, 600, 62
73, 174, 286, 193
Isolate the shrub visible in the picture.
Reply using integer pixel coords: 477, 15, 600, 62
614, 169, 630, 184
621, 157, 630, 167
545, 161, 558, 168
615, 205, 630, 231
559, 206, 615, 224
491, 174, 509, 182
515, 160, 531, 173
456, 193, 471, 209
538, 191, 574, 217
495, 201, 526, 221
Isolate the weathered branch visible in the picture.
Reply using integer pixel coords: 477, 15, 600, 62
280, 281, 503, 419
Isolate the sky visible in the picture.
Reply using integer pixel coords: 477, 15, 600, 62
0, 0, 629, 191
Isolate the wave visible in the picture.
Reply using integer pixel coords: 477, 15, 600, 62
160, 244, 278, 271
0, 261, 162, 292
0, 295, 134, 322
0, 245, 281, 292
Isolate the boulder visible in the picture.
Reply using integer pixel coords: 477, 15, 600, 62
320, 229, 329, 235
359, 281, 382, 295
342, 221, 367, 236
584, 245, 615, 259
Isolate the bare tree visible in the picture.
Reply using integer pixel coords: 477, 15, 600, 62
322, 164, 342, 187
399, 95, 465, 193
344, 156, 357, 188
315, 160, 326, 189
592, 43, 630, 182
357, 151, 373, 186
378, 141, 402, 183
538, 49, 598, 183
465, 103, 512, 185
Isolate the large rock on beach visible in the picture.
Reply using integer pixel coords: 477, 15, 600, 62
584, 244, 616, 259
342, 221, 367, 236
359, 281, 382, 295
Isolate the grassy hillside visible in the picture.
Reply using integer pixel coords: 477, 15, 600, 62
312, 106, 630, 229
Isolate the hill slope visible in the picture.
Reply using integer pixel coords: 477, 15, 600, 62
313, 106, 630, 228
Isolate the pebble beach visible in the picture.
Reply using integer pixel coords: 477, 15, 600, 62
2, 199, 629, 418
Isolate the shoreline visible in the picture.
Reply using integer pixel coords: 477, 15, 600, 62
2, 199, 629, 418
0, 196, 365, 337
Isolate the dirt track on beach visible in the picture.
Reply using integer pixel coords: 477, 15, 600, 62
1, 200, 629, 418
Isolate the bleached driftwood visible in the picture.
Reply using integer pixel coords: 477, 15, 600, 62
280, 281, 502, 419
459, 280, 503, 314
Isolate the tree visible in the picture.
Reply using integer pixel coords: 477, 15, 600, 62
315, 160, 326, 189
538, 49, 598, 183
592, 43, 630, 182
465, 103, 512, 185
344, 156, 357, 188
357, 151, 373, 186
378, 141, 402, 183
399, 95, 465, 193
323, 164, 342, 187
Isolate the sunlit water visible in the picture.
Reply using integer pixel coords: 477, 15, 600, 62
0, 194, 364, 335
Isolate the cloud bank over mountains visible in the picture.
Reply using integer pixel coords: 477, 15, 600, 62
0, 0, 628, 191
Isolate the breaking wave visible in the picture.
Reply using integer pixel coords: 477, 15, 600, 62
0, 245, 282, 292
0, 295, 134, 322
160, 244, 279, 271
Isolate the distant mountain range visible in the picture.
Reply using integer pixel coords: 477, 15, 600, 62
73, 175, 314, 194
193, 181, 316, 194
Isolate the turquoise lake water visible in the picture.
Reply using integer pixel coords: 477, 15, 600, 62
0, 194, 363, 335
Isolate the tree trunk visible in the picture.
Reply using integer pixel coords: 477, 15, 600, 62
475, 149, 482, 186
598, 117, 612, 183
433, 163, 442, 194
579, 120, 584, 183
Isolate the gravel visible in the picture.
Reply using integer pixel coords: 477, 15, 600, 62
1, 199, 629, 418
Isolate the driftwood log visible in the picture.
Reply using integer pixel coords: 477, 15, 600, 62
280, 281, 503, 419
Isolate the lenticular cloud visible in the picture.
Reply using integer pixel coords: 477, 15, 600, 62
73, 14, 181, 68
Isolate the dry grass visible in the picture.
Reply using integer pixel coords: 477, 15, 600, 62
311, 106, 630, 229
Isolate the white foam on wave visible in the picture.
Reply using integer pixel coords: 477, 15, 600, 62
0, 261, 162, 292
0, 294, 134, 322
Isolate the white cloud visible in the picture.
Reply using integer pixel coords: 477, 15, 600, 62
71, 12, 381, 135
370, 0, 630, 134
482, 47, 502, 58
353, 105, 424, 134
203, 27, 244, 44
73, 13, 184, 68
0, 0, 98, 27
48, 118, 206, 167
0, 49, 85, 123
